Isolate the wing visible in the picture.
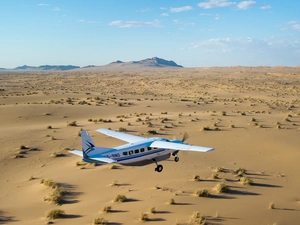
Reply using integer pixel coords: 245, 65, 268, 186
96, 128, 148, 143
69, 150, 116, 163
150, 141, 214, 152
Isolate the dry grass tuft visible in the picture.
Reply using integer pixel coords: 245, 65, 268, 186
149, 207, 156, 214
46, 209, 65, 219
189, 211, 206, 225
168, 198, 175, 205
239, 176, 253, 185
139, 212, 149, 221
194, 189, 210, 197
269, 202, 275, 209
193, 175, 201, 181
93, 217, 107, 225
234, 168, 247, 177
213, 181, 229, 193
102, 206, 112, 213
113, 194, 127, 202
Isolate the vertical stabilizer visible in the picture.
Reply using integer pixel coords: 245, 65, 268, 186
81, 130, 95, 158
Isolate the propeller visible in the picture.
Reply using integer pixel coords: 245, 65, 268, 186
182, 132, 189, 142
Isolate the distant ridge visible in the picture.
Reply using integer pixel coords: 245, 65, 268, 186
107, 57, 183, 69
0, 57, 183, 71
1, 65, 80, 71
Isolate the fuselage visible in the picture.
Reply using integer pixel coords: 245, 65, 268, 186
86, 138, 175, 166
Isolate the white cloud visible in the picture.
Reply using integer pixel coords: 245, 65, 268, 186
77, 19, 85, 23
173, 20, 195, 26
38, 3, 49, 6
170, 6, 193, 13
198, 0, 236, 9
237, 1, 256, 10
52, 7, 61, 11
137, 8, 152, 13
215, 14, 220, 20
260, 4, 271, 10
109, 20, 162, 28
188, 37, 300, 66
161, 13, 169, 16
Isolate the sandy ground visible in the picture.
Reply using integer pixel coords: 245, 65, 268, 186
0, 67, 299, 225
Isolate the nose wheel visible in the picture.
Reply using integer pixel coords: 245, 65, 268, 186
174, 156, 179, 162
152, 158, 163, 172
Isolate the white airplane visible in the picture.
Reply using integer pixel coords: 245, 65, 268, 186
70, 128, 214, 172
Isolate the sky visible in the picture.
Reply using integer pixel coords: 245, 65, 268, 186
0, 0, 300, 68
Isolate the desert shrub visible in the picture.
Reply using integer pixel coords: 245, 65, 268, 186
149, 207, 156, 214
67, 121, 77, 126
239, 176, 253, 185
215, 167, 226, 172
190, 211, 206, 225
269, 202, 275, 209
234, 168, 247, 176
46, 209, 65, 219
93, 217, 107, 225
147, 130, 157, 135
194, 189, 210, 197
201, 126, 211, 131
213, 181, 229, 193
113, 194, 127, 202
20, 145, 29, 150
102, 206, 112, 213
47, 125, 52, 129
168, 198, 175, 205
193, 175, 200, 181
212, 173, 219, 179
40, 179, 57, 188
110, 180, 118, 187
139, 212, 149, 221
118, 127, 127, 132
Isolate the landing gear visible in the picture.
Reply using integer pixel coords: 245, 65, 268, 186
172, 151, 179, 162
152, 158, 163, 172
155, 164, 163, 172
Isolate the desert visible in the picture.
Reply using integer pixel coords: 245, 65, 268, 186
0, 66, 300, 225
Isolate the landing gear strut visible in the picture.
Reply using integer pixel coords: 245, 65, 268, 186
152, 158, 163, 172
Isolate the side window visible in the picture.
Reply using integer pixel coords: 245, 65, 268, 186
140, 148, 145, 153
135, 149, 139, 154
123, 152, 128, 156
129, 150, 134, 155
147, 147, 152, 151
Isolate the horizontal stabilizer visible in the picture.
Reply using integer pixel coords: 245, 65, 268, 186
89, 157, 116, 163
150, 141, 214, 152
70, 150, 83, 157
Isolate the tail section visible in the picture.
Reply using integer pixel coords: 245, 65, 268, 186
81, 130, 96, 159
70, 130, 115, 164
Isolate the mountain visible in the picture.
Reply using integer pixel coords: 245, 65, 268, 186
0, 65, 80, 71
108, 57, 183, 68
38, 65, 80, 70
14, 65, 37, 70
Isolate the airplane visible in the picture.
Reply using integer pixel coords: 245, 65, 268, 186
70, 128, 214, 172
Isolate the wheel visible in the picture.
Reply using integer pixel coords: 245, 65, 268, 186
174, 156, 179, 162
156, 164, 163, 172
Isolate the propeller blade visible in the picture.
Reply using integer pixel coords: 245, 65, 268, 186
182, 132, 189, 142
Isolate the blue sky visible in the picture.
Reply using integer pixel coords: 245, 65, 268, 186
0, 0, 300, 68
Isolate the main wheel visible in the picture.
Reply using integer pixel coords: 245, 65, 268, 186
156, 164, 163, 172
174, 156, 179, 162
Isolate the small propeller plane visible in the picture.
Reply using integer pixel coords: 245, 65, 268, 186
70, 128, 214, 172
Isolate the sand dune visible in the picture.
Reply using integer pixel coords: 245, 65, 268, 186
0, 67, 299, 225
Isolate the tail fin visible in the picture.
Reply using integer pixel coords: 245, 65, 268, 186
81, 130, 95, 159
